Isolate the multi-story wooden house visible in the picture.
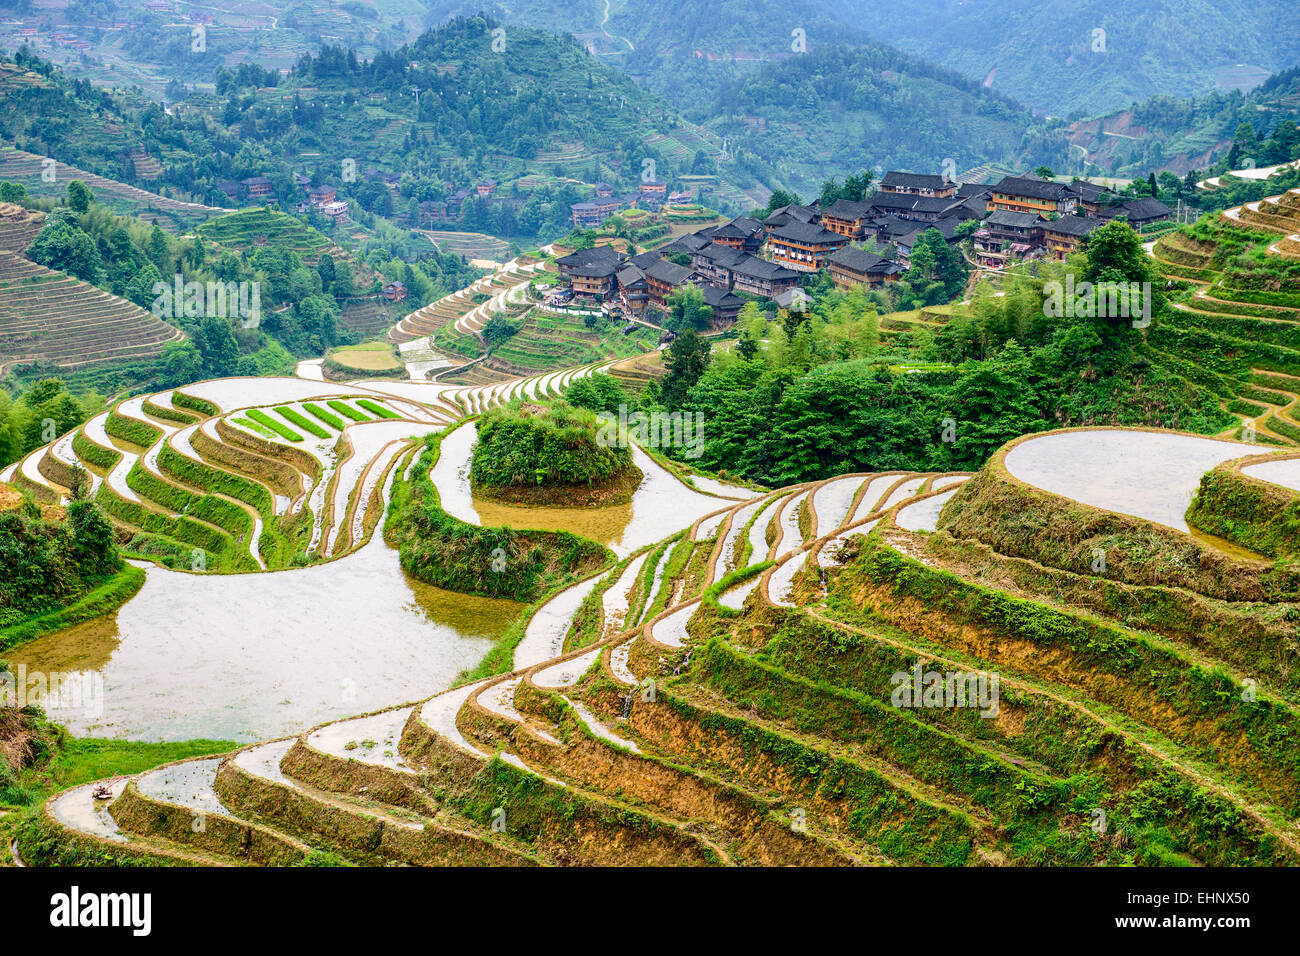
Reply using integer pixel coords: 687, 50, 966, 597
691, 243, 800, 297
879, 171, 957, 198
707, 216, 766, 253
820, 199, 876, 238
1042, 215, 1101, 260
972, 209, 1044, 268
765, 221, 851, 272
700, 285, 745, 326
308, 185, 336, 207
642, 258, 697, 311
826, 246, 903, 290
556, 245, 622, 300
1070, 180, 1113, 216
241, 176, 274, 198
988, 176, 1080, 217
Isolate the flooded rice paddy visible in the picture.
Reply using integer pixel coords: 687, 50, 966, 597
9, 530, 522, 743
1003, 430, 1251, 532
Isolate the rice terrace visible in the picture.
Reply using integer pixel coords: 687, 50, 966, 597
1, 0, 1299, 940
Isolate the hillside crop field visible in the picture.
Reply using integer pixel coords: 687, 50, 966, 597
4, 0, 1300, 937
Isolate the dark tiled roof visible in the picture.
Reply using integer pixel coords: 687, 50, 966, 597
827, 246, 899, 274
870, 214, 919, 239
661, 233, 712, 255
768, 221, 846, 244
617, 266, 647, 286
692, 242, 749, 268
991, 176, 1080, 202
630, 250, 664, 269
643, 258, 694, 285
1043, 215, 1101, 237
557, 245, 622, 277
822, 198, 875, 220
881, 171, 951, 191
986, 209, 1043, 229
764, 203, 819, 225
700, 285, 743, 310
956, 183, 992, 198
1070, 180, 1112, 202
1103, 197, 1172, 221
729, 255, 799, 282
713, 216, 764, 238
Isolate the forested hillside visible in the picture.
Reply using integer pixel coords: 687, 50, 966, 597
831, 0, 1300, 116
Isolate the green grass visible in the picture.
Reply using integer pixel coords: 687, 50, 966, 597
232, 415, 278, 440
247, 408, 304, 442
303, 402, 346, 430
275, 405, 332, 439
328, 400, 371, 422
1, 726, 235, 813
356, 399, 400, 419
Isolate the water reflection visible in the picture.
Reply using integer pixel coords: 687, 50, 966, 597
9, 530, 523, 743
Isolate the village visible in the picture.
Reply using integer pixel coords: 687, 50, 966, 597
552, 169, 1175, 328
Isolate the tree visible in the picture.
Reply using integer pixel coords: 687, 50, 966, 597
565, 373, 633, 415
66, 179, 93, 213
160, 340, 203, 387
661, 329, 711, 408
940, 342, 1043, 468
664, 284, 713, 333
735, 301, 765, 361
316, 253, 335, 289
147, 223, 170, 272
27, 215, 101, 283
1034, 166, 1056, 179
199, 316, 240, 377
482, 316, 518, 349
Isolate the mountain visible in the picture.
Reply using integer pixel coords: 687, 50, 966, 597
1065, 66, 1300, 177
0, 20, 764, 235
417, 1, 1067, 193
699, 44, 1068, 196
827, 0, 1300, 117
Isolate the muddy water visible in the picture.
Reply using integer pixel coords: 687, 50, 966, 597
8, 532, 524, 743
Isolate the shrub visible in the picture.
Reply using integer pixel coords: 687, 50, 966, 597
471, 399, 635, 489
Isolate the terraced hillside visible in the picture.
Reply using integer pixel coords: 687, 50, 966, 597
0, 202, 44, 252
15, 351, 1300, 864
1147, 188, 1300, 444
197, 208, 355, 270
0, 147, 221, 233
0, 250, 185, 374
391, 254, 548, 347
390, 252, 660, 382
0, 361, 623, 574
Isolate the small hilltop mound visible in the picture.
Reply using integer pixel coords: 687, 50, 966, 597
471, 400, 642, 507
